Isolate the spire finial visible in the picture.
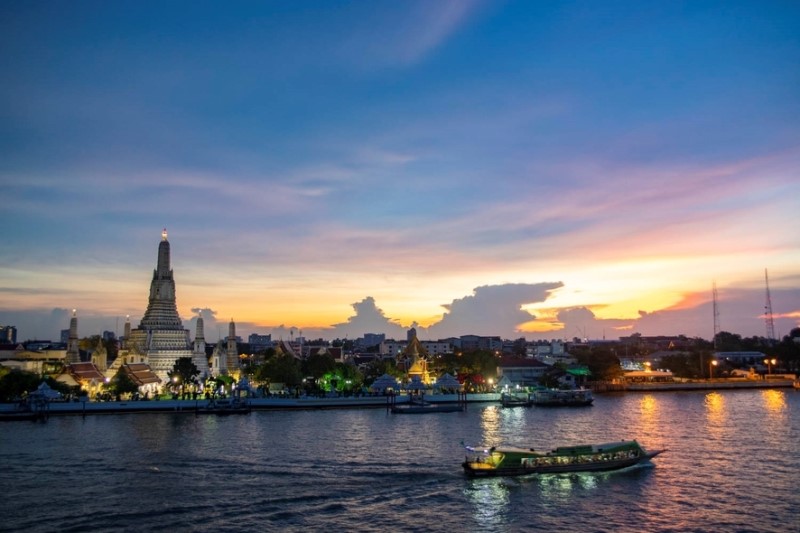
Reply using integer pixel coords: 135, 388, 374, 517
162, 228, 168, 241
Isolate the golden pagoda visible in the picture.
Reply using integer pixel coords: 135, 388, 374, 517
401, 333, 431, 384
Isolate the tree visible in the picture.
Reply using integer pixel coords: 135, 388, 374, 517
573, 347, 624, 381
658, 352, 701, 379
302, 352, 336, 379
167, 357, 200, 395
107, 369, 140, 399
262, 354, 302, 387
362, 358, 402, 386
0, 369, 41, 402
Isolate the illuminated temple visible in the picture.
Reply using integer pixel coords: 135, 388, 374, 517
126, 229, 210, 381
402, 331, 431, 384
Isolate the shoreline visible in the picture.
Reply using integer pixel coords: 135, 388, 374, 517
2, 381, 796, 417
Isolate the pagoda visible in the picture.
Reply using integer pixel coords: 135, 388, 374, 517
127, 229, 209, 381
401, 332, 431, 384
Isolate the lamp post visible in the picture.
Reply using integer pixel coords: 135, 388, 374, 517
709, 360, 718, 380
764, 358, 777, 376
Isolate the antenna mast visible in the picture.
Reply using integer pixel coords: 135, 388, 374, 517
712, 282, 720, 350
764, 268, 776, 342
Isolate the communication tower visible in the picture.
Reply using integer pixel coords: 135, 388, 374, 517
712, 282, 720, 350
764, 269, 776, 342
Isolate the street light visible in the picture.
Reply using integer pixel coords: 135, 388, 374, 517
764, 358, 777, 376
709, 360, 718, 380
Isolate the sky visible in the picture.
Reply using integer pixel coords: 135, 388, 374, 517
1, 1, 799, 344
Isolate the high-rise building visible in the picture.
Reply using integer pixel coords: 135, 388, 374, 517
1, 325, 17, 344
126, 229, 209, 381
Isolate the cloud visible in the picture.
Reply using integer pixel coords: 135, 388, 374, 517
337, 0, 483, 68
428, 283, 563, 338
329, 297, 408, 339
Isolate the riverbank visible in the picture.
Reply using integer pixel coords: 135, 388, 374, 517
0, 392, 501, 416
623, 379, 795, 391
3, 380, 796, 417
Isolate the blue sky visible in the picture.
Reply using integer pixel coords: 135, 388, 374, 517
1, 1, 798, 343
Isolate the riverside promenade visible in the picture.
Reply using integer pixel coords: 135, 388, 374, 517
0, 392, 502, 416
618, 378, 795, 392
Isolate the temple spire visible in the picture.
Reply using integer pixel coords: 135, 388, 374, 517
66, 309, 80, 364
139, 230, 182, 330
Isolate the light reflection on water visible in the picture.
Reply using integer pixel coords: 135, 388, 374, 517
761, 388, 787, 413
704, 391, 727, 441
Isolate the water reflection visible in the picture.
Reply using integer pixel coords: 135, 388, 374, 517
465, 479, 509, 530
704, 392, 726, 439
480, 405, 502, 445
760, 389, 786, 414
635, 395, 659, 441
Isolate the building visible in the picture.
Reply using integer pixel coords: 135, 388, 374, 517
1, 325, 17, 344
248, 333, 273, 352
126, 229, 209, 381
497, 357, 549, 388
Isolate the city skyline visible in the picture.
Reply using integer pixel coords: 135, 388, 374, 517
1, 2, 799, 343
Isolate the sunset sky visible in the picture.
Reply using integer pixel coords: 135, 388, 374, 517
1, 1, 798, 343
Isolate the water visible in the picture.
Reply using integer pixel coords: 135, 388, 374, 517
2, 389, 799, 533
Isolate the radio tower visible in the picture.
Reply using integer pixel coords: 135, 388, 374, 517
712, 282, 720, 350
764, 268, 776, 343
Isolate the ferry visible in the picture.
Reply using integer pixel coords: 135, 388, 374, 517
462, 440, 664, 477
530, 388, 593, 407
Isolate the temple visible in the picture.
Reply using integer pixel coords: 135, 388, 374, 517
126, 229, 209, 381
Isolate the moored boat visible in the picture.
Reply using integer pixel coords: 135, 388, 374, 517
462, 440, 664, 477
390, 395, 466, 414
530, 388, 593, 407
196, 398, 251, 415
501, 393, 532, 407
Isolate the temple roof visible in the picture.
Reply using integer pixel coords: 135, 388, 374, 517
67, 362, 105, 382
123, 363, 162, 385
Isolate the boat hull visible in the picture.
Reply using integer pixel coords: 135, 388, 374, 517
463, 450, 663, 477
391, 405, 465, 414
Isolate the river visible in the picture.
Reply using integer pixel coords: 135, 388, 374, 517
1, 389, 798, 532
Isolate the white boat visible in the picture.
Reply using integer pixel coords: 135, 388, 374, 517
530, 388, 593, 407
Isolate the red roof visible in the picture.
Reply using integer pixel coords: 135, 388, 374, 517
68, 362, 105, 382
123, 363, 161, 386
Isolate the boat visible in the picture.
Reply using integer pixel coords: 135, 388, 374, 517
793, 380, 800, 390
390, 395, 465, 414
501, 393, 532, 407
462, 440, 665, 477
530, 388, 593, 407
196, 398, 251, 415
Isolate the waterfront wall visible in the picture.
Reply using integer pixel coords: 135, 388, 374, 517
619, 379, 794, 392
0, 392, 503, 415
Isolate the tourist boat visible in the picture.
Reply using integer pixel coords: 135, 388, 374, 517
501, 393, 532, 407
196, 398, 251, 415
462, 440, 664, 477
530, 388, 593, 407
